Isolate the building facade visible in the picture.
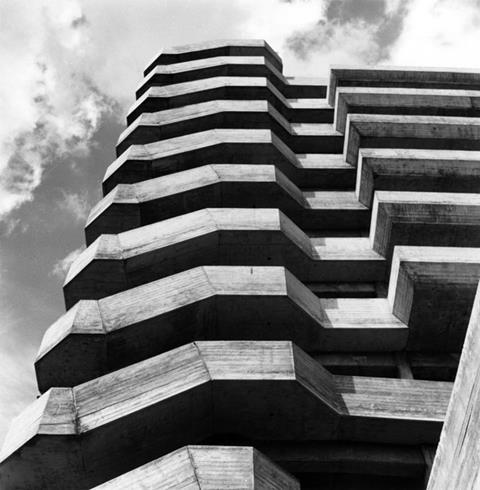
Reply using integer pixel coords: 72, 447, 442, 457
1, 39, 480, 489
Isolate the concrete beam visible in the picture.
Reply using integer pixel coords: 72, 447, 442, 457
126, 77, 333, 137
1, 341, 451, 489
427, 283, 480, 489
328, 66, 480, 106
356, 148, 480, 207
118, 100, 342, 156
68, 208, 381, 307
93, 445, 299, 490
388, 246, 480, 352
370, 191, 480, 262
144, 39, 284, 75
138, 55, 327, 99
334, 87, 480, 133
344, 114, 480, 166
88, 164, 362, 244
36, 266, 406, 389
103, 129, 351, 194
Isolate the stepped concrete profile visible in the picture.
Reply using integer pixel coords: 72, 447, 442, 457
2, 39, 480, 489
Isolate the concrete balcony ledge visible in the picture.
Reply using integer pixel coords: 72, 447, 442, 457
356, 148, 480, 207
103, 129, 349, 194
68, 208, 381, 307
36, 266, 407, 389
1, 341, 451, 489
89, 165, 367, 244
118, 99, 342, 156
138, 55, 327, 99
144, 39, 283, 75
370, 190, 480, 261
126, 77, 333, 136
328, 65, 480, 106
389, 246, 480, 351
334, 87, 480, 133
344, 113, 480, 166
93, 445, 299, 490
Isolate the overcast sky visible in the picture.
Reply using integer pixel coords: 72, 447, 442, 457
1, 0, 480, 445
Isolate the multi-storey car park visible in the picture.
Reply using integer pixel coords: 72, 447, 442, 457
1, 39, 480, 489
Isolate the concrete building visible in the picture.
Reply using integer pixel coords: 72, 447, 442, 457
1, 39, 480, 489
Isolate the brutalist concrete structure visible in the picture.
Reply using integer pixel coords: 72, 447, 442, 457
2, 39, 480, 489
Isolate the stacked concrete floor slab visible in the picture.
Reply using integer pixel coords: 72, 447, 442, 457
2, 39, 480, 489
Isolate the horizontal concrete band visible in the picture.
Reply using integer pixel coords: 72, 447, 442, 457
103, 129, 352, 194
138, 55, 327, 99
2, 341, 451, 489
328, 66, 480, 106
88, 164, 366, 244
126, 76, 333, 137
69, 208, 380, 307
37, 265, 407, 390
345, 113, 480, 166
93, 445, 299, 490
356, 148, 480, 207
120, 100, 343, 157
144, 39, 284, 75
334, 87, 480, 133
371, 190, 480, 260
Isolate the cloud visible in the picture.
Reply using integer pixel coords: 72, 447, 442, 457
387, 0, 480, 68
56, 190, 90, 222
0, 0, 114, 220
51, 245, 85, 279
284, 0, 410, 73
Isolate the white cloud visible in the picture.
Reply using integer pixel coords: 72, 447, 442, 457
51, 245, 85, 279
57, 190, 90, 222
387, 0, 480, 68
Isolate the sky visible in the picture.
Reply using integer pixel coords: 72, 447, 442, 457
1, 0, 480, 445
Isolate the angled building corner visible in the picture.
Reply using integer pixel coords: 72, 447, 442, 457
2, 38, 480, 489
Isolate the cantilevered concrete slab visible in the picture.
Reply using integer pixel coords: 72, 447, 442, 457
67, 208, 381, 307
103, 129, 351, 193
356, 148, 480, 207
93, 445, 299, 490
388, 246, 480, 351
1, 341, 451, 489
126, 77, 333, 139
88, 164, 362, 243
144, 39, 283, 74
328, 66, 480, 106
117, 100, 342, 157
139, 56, 327, 99
37, 266, 407, 389
427, 284, 480, 490
370, 191, 480, 261
344, 114, 480, 165
334, 87, 480, 133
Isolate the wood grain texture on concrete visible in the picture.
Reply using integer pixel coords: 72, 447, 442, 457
68, 208, 381, 308
103, 129, 351, 193
37, 266, 406, 389
328, 66, 480, 106
93, 445, 299, 490
334, 87, 480, 133
370, 190, 480, 262
427, 284, 480, 490
144, 39, 284, 75
125, 77, 333, 142
344, 114, 480, 166
89, 163, 356, 242
356, 148, 480, 207
1, 341, 451, 489
138, 55, 327, 99
388, 246, 480, 351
